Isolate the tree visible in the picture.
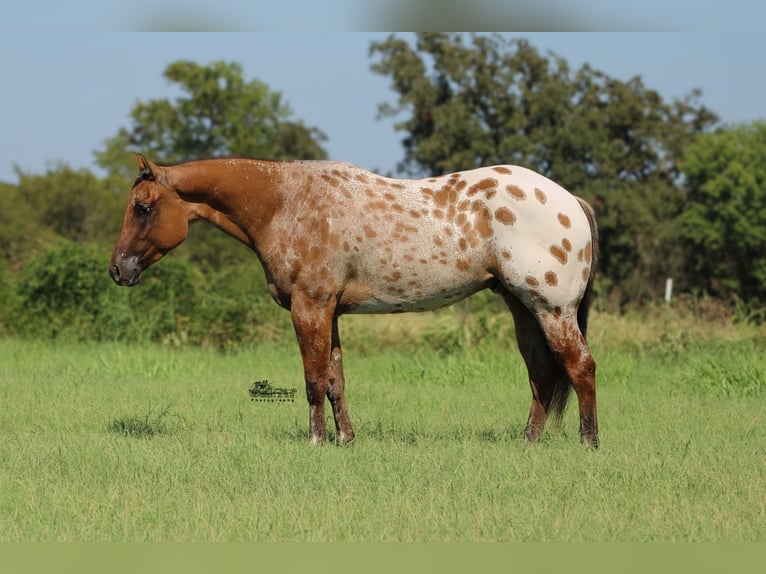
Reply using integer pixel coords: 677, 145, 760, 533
0, 165, 124, 266
95, 60, 329, 270
15, 164, 125, 243
679, 122, 766, 304
370, 33, 718, 305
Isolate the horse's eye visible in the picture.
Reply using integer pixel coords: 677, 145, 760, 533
134, 203, 153, 217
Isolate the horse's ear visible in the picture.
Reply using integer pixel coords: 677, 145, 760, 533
136, 153, 157, 181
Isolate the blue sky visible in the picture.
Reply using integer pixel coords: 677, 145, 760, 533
1, 30, 765, 183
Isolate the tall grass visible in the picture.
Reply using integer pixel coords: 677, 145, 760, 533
1, 310, 764, 541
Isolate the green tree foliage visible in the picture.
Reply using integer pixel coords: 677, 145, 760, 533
679, 122, 766, 304
95, 60, 329, 271
95, 60, 328, 181
370, 33, 719, 304
7, 241, 289, 346
0, 165, 124, 266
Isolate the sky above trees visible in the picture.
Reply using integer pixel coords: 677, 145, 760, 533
1, 33, 765, 184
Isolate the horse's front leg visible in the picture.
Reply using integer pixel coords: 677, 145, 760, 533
290, 292, 336, 445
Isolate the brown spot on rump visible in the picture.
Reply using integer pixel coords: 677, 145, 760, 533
577, 249, 584, 262
562, 238, 572, 252
384, 192, 397, 202
458, 199, 470, 212
363, 225, 377, 238
343, 241, 350, 252
492, 166, 513, 175
550, 245, 567, 264
582, 266, 590, 281
430, 186, 450, 207
455, 180, 467, 192
354, 173, 369, 183
391, 182, 406, 190
456, 258, 470, 271
364, 188, 375, 198
534, 188, 547, 204
505, 185, 526, 200
433, 209, 444, 219
466, 178, 498, 197
557, 213, 572, 228
473, 204, 493, 239
392, 203, 405, 212
395, 222, 419, 235
525, 276, 539, 287
434, 236, 444, 247
408, 209, 421, 219
501, 250, 512, 260
466, 229, 480, 248
458, 237, 468, 251
584, 242, 592, 264
544, 271, 558, 286
329, 233, 341, 249
495, 207, 516, 225
485, 188, 497, 200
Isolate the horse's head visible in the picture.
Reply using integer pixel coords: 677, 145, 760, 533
110, 154, 192, 286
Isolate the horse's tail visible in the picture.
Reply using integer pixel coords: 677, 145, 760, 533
548, 196, 598, 424
575, 196, 599, 341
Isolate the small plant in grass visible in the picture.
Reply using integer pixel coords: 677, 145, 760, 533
107, 404, 180, 438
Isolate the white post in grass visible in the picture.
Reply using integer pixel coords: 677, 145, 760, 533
664, 278, 673, 304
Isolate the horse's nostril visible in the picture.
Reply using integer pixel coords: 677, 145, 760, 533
110, 264, 121, 281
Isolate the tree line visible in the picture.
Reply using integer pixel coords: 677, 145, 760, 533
1, 34, 764, 344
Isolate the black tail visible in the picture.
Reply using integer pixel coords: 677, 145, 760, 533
575, 196, 598, 341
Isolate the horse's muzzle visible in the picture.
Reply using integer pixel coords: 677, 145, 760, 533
110, 257, 142, 287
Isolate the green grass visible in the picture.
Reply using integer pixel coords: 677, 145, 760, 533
1, 322, 764, 541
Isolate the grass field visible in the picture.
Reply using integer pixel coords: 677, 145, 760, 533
0, 310, 764, 541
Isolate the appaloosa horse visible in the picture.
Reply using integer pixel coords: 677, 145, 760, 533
110, 155, 599, 446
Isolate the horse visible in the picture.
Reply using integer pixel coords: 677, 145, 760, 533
110, 154, 599, 447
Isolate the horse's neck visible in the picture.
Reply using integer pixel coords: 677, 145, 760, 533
167, 159, 286, 250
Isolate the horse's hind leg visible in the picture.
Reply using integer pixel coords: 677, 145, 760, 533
537, 311, 599, 447
501, 290, 567, 442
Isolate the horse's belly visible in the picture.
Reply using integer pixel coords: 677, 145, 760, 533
339, 262, 492, 315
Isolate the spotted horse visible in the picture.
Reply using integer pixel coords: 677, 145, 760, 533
110, 155, 599, 447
